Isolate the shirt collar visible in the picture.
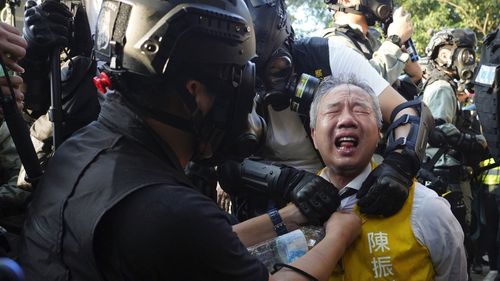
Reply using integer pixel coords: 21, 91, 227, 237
320, 163, 372, 191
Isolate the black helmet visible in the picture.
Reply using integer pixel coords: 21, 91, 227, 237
425, 28, 476, 60
324, 0, 394, 25
244, 0, 293, 71
425, 28, 477, 85
95, 0, 255, 76
95, 0, 261, 164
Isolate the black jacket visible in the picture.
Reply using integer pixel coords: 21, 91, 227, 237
18, 92, 193, 281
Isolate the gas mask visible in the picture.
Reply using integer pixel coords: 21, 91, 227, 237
453, 47, 476, 86
361, 0, 393, 26
192, 62, 266, 165
257, 46, 321, 116
324, 0, 393, 26
427, 28, 477, 86
259, 46, 294, 111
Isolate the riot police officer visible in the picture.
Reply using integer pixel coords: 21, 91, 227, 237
17, 1, 360, 280
421, 28, 486, 224
419, 28, 488, 277
322, 0, 422, 101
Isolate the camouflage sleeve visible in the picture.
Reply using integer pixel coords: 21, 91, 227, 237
17, 113, 53, 191
371, 40, 409, 85
422, 81, 457, 124
325, 28, 408, 84
0, 122, 30, 206
422, 81, 461, 167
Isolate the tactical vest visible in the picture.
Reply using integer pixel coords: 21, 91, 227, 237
323, 24, 374, 60
475, 27, 500, 158
330, 182, 435, 281
19, 121, 192, 281
421, 69, 458, 94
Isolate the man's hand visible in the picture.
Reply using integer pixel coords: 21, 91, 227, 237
289, 171, 341, 226
23, 0, 72, 61
357, 152, 416, 217
216, 184, 232, 212
0, 22, 27, 73
403, 59, 422, 83
0, 75, 25, 118
387, 7, 413, 43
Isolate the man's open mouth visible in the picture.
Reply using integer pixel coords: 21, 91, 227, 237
335, 136, 359, 148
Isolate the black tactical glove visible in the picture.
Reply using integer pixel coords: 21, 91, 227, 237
428, 127, 447, 147
448, 132, 487, 154
23, 0, 72, 62
357, 151, 417, 217
218, 159, 340, 225
289, 172, 340, 226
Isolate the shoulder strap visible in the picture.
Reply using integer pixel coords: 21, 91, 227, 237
335, 25, 373, 60
421, 70, 457, 94
421, 147, 448, 172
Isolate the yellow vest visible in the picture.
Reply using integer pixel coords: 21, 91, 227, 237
330, 182, 435, 281
480, 158, 500, 187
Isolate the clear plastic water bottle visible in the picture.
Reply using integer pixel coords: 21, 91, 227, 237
247, 226, 325, 271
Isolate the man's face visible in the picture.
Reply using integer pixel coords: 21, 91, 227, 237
311, 84, 380, 178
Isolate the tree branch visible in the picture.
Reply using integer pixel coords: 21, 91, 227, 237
438, 0, 484, 33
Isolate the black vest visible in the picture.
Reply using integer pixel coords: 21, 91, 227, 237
18, 93, 193, 281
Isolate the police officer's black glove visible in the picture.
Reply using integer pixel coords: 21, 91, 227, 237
357, 151, 417, 217
448, 132, 487, 154
218, 159, 340, 225
428, 127, 447, 147
23, 0, 72, 62
287, 170, 340, 226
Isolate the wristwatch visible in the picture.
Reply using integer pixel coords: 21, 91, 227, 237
386, 34, 402, 46
268, 207, 288, 236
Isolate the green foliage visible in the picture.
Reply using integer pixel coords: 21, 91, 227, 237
286, 0, 500, 53
396, 0, 499, 54
286, 0, 332, 37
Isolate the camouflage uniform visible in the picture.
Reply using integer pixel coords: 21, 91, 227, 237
0, 121, 30, 207
422, 79, 476, 226
17, 113, 53, 191
323, 24, 409, 84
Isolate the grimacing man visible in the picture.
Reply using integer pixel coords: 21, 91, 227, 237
310, 75, 467, 281
224, 0, 434, 222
